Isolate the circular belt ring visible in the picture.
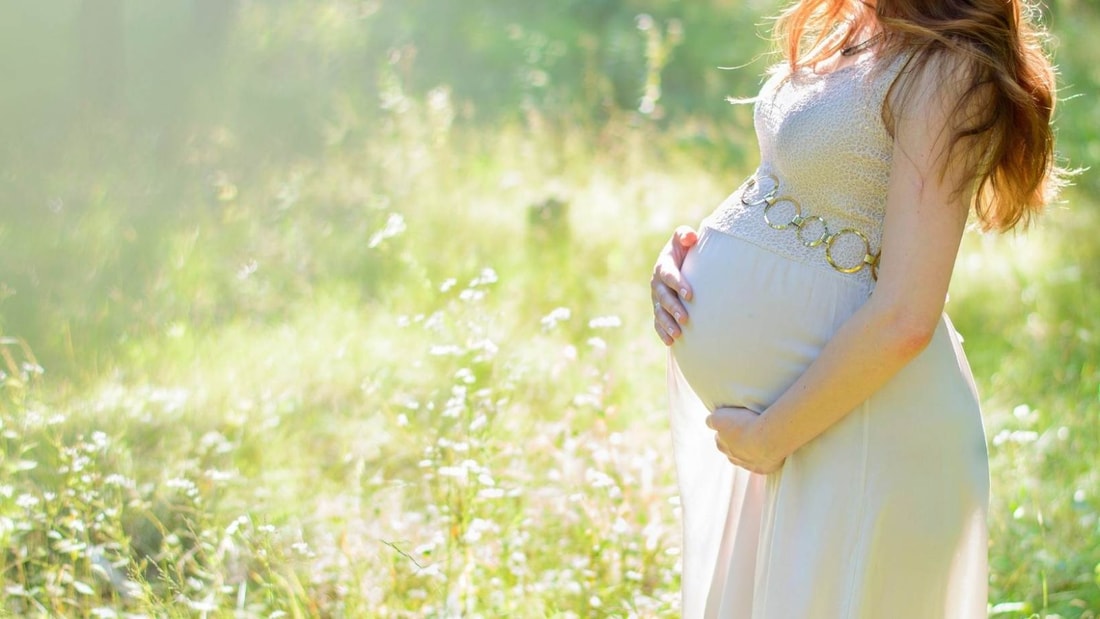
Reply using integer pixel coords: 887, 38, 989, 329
763, 195, 803, 230
740, 173, 779, 207
794, 215, 829, 247
824, 228, 876, 274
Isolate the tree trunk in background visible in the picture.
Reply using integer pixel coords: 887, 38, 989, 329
78, 0, 125, 119
149, 0, 237, 165
193, 0, 235, 63
187, 0, 237, 121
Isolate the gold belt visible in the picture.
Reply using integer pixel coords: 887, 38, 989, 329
740, 173, 881, 280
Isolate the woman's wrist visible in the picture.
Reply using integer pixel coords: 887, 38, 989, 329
754, 410, 793, 464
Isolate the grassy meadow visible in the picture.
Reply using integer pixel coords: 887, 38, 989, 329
0, 1, 1097, 617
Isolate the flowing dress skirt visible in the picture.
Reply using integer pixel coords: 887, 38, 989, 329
668, 225, 989, 618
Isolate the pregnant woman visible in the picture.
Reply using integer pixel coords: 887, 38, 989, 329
649, 0, 1064, 617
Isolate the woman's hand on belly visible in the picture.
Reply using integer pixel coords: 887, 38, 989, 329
706, 407, 785, 475
651, 226, 699, 345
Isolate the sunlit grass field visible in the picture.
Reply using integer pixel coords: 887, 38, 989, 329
1, 1, 1098, 617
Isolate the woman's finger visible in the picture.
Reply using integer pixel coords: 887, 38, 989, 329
656, 290, 687, 327
723, 454, 757, 472
670, 226, 698, 301
656, 257, 692, 304
714, 434, 727, 456
673, 225, 699, 249
654, 303, 681, 340
652, 274, 688, 330
654, 316, 674, 346
654, 267, 690, 324
721, 448, 755, 473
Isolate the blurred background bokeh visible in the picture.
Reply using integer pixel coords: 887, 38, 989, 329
0, 0, 1096, 616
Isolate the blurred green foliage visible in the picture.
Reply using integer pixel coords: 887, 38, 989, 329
6, 0, 1092, 378
0, 0, 762, 377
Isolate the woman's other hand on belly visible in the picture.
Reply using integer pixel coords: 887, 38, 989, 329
651, 225, 698, 345
707, 407, 785, 475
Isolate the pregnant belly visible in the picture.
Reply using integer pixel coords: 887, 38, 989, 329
671, 227, 867, 411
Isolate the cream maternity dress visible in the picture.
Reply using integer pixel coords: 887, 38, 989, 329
668, 53, 990, 618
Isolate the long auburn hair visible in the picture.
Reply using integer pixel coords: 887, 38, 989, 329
774, 0, 1065, 231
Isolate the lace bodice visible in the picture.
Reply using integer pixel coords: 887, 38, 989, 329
704, 53, 910, 290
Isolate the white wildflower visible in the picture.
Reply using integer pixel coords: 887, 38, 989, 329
469, 268, 498, 287
1011, 431, 1038, 444
588, 315, 622, 329
470, 338, 499, 361
612, 517, 631, 535
438, 466, 467, 479
584, 468, 616, 489
463, 518, 497, 543
540, 307, 572, 331
368, 213, 407, 249
204, 469, 235, 483
469, 414, 488, 432
459, 288, 486, 302
429, 344, 464, 357
225, 516, 248, 536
